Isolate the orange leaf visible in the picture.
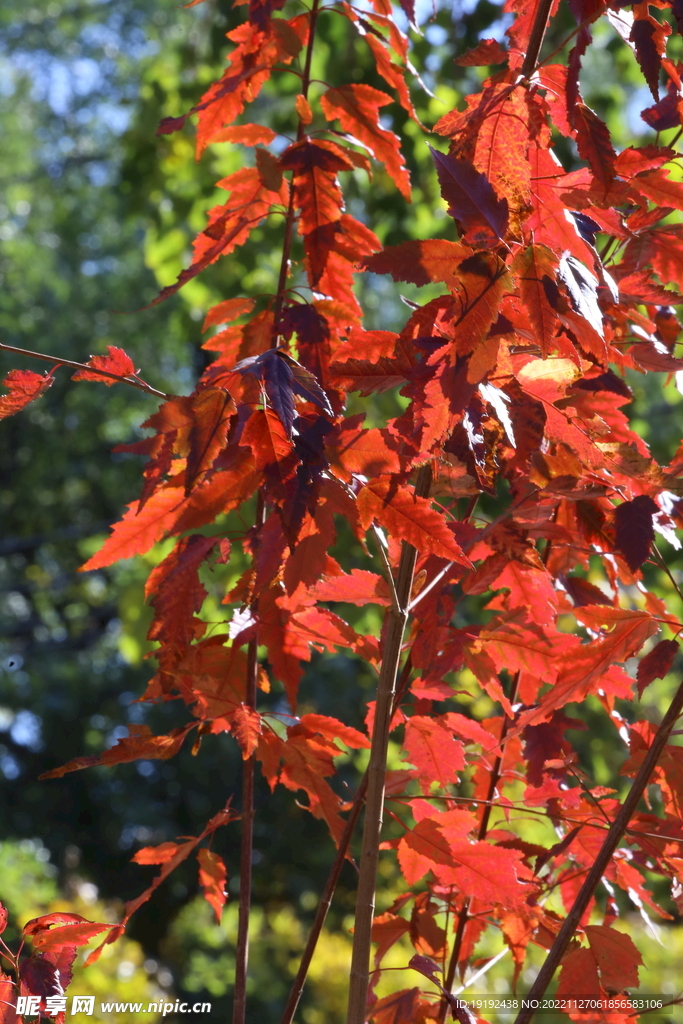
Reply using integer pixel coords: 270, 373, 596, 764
357, 478, 472, 566
230, 705, 262, 759
39, 724, 194, 779
197, 849, 228, 923
80, 486, 188, 571
320, 85, 410, 199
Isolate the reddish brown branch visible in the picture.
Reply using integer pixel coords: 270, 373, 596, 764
279, 656, 414, 1024
513, 677, 683, 1024
232, 493, 266, 1024
346, 465, 433, 1024
521, 0, 556, 78
0, 342, 171, 400
438, 672, 521, 1020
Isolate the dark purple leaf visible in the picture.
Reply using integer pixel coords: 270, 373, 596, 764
429, 147, 508, 241
614, 494, 659, 572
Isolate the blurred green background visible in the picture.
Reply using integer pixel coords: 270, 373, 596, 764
1, 0, 683, 1021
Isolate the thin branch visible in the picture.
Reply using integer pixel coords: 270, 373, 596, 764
512, 676, 683, 1024
279, 655, 415, 1024
272, 0, 322, 342
438, 671, 520, 1021
232, 493, 266, 1024
0, 342, 171, 400
521, 0, 556, 78
346, 465, 432, 1024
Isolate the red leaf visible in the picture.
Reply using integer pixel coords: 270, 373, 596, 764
631, 12, 670, 100
369, 989, 421, 1024
71, 346, 135, 386
614, 494, 658, 572
513, 245, 561, 358
573, 103, 617, 193
298, 713, 371, 749
202, 297, 255, 332
39, 724, 194, 778
0, 369, 54, 419
362, 239, 472, 287
584, 924, 643, 990
230, 705, 262, 759
637, 638, 679, 697
326, 421, 401, 481
310, 569, 390, 607
455, 38, 508, 66
185, 388, 235, 492
146, 535, 216, 656
197, 848, 227, 923
26, 919, 116, 952
320, 85, 410, 199
430, 147, 508, 242
79, 487, 188, 571
0, 972, 18, 1024
357, 478, 472, 566
402, 715, 465, 792
0, 906, 6, 936
371, 913, 410, 965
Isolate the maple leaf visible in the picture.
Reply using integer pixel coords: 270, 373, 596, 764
310, 569, 390, 606
230, 704, 262, 759
631, 11, 670, 100
362, 239, 472, 288
185, 388, 235, 492
0, 973, 18, 1024
39, 724, 195, 778
430, 147, 508, 242
0, 369, 54, 420
455, 38, 508, 66
368, 988, 421, 1024
320, 85, 410, 199
24, 915, 116, 952
197, 848, 228, 923
637, 638, 679, 697
614, 494, 658, 572
513, 245, 561, 358
573, 103, 616, 193
71, 346, 136, 385
236, 348, 332, 437
146, 535, 216, 659
401, 715, 465, 792
357, 478, 472, 566
79, 487, 188, 571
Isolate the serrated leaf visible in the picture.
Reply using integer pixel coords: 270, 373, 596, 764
0, 369, 54, 419
637, 638, 679, 696
357, 478, 472, 566
197, 848, 228, 923
71, 346, 135, 385
430, 146, 508, 241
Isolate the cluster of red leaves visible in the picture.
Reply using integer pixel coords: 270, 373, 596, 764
5, 0, 683, 1015
0, 903, 117, 1024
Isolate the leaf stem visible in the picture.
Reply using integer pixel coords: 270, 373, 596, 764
345, 464, 432, 1024
0, 342, 171, 400
512, 676, 683, 1024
